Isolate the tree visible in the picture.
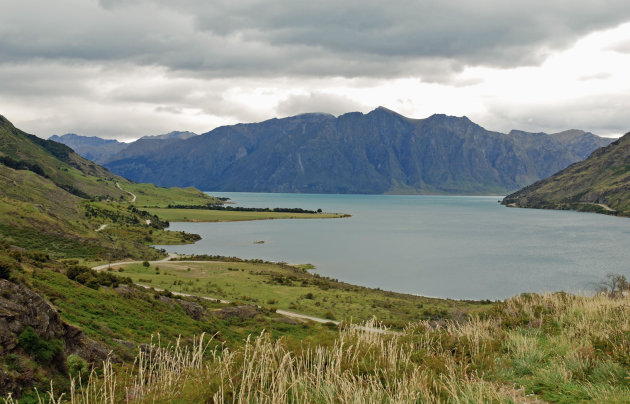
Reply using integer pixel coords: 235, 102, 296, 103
597, 273, 629, 299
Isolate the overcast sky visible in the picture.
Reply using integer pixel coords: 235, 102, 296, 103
1, 0, 630, 141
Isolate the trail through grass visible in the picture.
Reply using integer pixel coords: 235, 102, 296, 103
117, 259, 491, 327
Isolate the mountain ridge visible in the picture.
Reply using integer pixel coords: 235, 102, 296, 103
99, 108, 612, 195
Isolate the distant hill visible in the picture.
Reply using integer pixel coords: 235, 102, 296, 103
48, 133, 128, 164
103, 107, 612, 194
49, 131, 198, 164
138, 130, 198, 141
502, 132, 630, 216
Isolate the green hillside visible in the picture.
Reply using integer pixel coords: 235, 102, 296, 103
502, 132, 630, 216
0, 115, 218, 259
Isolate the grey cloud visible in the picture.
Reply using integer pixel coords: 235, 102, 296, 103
1, 0, 630, 81
175, 0, 630, 68
485, 94, 630, 137
608, 38, 630, 53
0, 60, 275, 139
578, 72, 613, 81
154, 105, 184, 114
276, 92, 368, 117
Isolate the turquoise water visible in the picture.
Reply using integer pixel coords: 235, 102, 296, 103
155, 193, 630, 300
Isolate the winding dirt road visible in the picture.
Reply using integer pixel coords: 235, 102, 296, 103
116, 182, 137, 202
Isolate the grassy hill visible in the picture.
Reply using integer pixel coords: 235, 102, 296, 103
502, 132, 630, 216
0, 115, 219, 259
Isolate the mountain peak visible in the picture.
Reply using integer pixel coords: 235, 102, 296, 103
550, 129, 588, 138
369, 106, 404, 116
293, 112, 335, 118
139, 131, 198, 141
426, 113, 467, 120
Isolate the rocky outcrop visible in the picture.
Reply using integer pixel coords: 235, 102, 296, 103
176, 300, 204, 320
0, 280, 66, 351
215, 305, 260, 319
0, 279, 111, 397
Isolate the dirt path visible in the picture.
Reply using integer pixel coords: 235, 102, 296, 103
116, 182, 137, 203
91, 257, 396, 334
577, 202, 616, 212
595, 203, 615, 212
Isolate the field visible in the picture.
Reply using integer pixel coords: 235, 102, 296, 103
123, 183, 223, 207
29, 267, 335, 351
116, 259, 491, 327
144, 207, 349, 222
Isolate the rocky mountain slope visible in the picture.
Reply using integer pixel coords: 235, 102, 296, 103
50, 131, 198, 164
102, 108, 612, 194
48, 133, 127, 164
138, 130, 197, 141
502, 132, 630, 216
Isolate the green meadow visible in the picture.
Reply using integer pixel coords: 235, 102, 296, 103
117, 259, 491, 327
144, 207, 348, 222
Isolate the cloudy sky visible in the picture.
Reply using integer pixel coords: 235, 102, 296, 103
2, 0, 630, 141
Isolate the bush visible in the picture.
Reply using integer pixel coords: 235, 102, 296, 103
66, 265, 90, 281
66, 265, 133, 289
142, 261, 150, 267
0, 256, 17, 280
67, 354, 88, 378
597, 273, 629, 299
18, 326, 63, 364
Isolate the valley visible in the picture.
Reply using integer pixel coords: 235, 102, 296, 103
0, 112, 628, 403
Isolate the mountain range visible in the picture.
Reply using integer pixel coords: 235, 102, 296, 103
52, 108, 612, 194
49, 131, 197, 164
502, 131, 630, 216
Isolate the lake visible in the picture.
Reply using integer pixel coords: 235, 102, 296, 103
155, 193, 630, 300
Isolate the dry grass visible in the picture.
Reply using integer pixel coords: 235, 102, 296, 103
4, 293, 629, 403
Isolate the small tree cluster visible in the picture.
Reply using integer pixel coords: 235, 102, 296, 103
66, 265, 133, 289
18, 326, 63, 364
597, 273, 629, 299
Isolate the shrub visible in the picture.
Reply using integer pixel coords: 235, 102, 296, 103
142, 261, 150, 267
66, 265, 132, 289
0, 256, 17, 280
18, 326, 63, 364
67, 354, 88, 378
597, 273, 629, 299
66, 265, 90, 280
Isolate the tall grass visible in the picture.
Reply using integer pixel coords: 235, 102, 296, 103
4, 293, 629, 403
